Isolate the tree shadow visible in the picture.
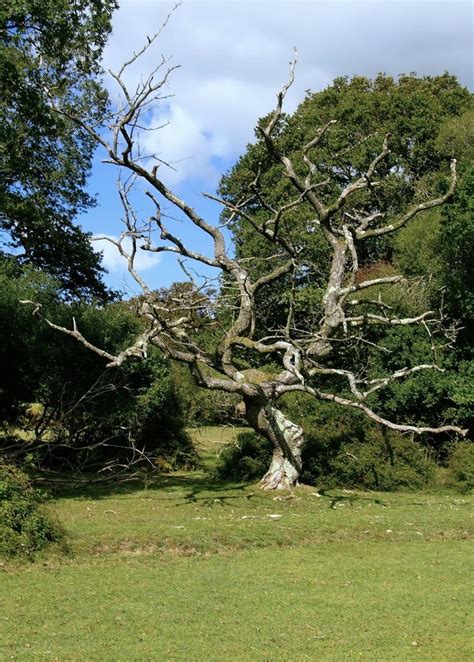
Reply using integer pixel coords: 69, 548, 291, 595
50, 469, 255, 505
313, 490, 461, 509
174, 480, 257, 507
45, 472, 458, 510
317, 490, 388, 509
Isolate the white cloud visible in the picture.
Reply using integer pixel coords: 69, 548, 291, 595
98, 0, 472, 190
93, 235, 161, 273
138, 103, 226, 186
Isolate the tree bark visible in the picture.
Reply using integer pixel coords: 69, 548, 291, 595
244, 397, 305, 490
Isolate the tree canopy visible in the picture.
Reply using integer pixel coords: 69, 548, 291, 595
0, 0, 117, 299
219, 73, 473, 334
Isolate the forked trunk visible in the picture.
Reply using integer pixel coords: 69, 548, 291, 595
244, 398, 305, 490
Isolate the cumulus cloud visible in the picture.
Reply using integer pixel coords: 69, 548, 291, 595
137, 103, 228, 186
100, 0, 472, 189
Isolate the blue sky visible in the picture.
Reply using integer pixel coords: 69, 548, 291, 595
78, 0, 473, 296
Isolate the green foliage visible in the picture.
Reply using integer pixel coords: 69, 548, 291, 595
213, 416, 435, 491
216, 75, 472, 462
0, 260, 195, 473
221, 73, 471, 274
129, 358, 196, 470
213, 431, 272, 482
394, 212, 443, 301
0, 257, 60, 420
0, 0, 117, 299
215, 384, 441, 489
219, 71, 472, 371
447, 442, 474, 493
302, 428, 436, 491
0, 465, 65, 557
171, 362, 241, 426
437, 165, 474, 327
282, 394, 439, 489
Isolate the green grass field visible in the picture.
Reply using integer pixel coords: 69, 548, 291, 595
1, 427, 473, 661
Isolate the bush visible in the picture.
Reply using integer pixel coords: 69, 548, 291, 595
0, 465, 65, 558
447, 441, 474, 493
213, 432, 272, 482
302, 428, 436, 491
0, 260, 196, 474
132, 364, 197, 471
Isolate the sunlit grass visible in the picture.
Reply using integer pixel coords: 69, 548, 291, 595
43, 476, 473, 559
1, 427, 473, 660
2, 541, 472, 660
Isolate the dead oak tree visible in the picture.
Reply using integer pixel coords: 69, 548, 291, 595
23, 32, 467, 489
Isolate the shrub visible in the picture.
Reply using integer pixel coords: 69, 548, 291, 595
447, 441, 474, 493
0, 465, 65, 558
280, 395, 437, 490
302, 427, 436, 491
0, 262, 195, 475
213, 432, 272, 482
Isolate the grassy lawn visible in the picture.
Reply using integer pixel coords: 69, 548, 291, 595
1, 427, 473, 660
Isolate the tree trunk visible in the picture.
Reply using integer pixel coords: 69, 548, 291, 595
244, 397, 305, 490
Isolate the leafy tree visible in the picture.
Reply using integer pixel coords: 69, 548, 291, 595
218, 73, 473, 455
220, 73, 472, 333
0, 0, 117, 299
388, 107, 474, 436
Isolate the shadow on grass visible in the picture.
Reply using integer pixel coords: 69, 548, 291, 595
50, 469, 255, 505
41, 471, 452, 511
316, 490, 388, 509
314, 490, 461, 509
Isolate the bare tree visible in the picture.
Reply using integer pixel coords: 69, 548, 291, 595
23, 24, 467, 489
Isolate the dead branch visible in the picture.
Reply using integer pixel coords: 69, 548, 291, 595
23, 33, 468, 489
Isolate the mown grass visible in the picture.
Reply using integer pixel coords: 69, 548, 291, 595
1, 426, 473, 660
2, 542, 472, 661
